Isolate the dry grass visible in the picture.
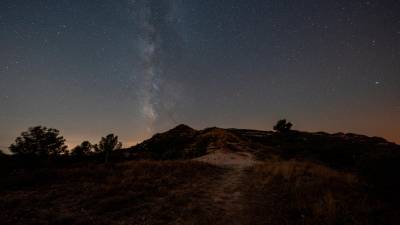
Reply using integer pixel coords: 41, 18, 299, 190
0, 160, 225, 225
1, 159, 399, 225
240, 160, 399, 225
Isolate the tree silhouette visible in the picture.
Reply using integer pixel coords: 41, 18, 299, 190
9, 126, 67, 157
96, 134, 122, 163
71, 141, 93, 158
273, 119, 293, 133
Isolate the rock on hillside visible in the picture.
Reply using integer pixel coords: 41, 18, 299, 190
128, 124, 251, 160
127, 124, 400, 166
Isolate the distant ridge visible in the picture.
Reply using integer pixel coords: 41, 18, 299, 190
2, 124, 400, 225
127, 124, 399, 168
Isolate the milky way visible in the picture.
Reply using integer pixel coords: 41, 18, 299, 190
0, 0, 399, 150
130, 0, 180, 132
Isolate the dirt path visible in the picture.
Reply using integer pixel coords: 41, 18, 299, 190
194, 150, 258, 224
194, 150, 256, 168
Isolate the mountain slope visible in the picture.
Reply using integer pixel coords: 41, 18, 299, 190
127, 124, 399, 172
127, 124, 400, 199
127, 124, 253, 160
1, 125, 400, 225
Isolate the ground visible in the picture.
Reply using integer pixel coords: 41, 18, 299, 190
194, 150, 258, 225
1, 125, 399, 225
0, 151, 397, 225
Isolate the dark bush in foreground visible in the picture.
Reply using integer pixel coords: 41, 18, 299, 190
243, 161, 400, 225
95, 134, 122, 163
9, 126, 67, 157
359, 150, 400, 200
71, 141, 94, 159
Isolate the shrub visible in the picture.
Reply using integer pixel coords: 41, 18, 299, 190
95, 134, 122, 163
273, 119, 293, 133
71, 141, 94, 159
9, 126, 67, 157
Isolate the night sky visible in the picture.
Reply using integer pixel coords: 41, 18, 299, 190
1, 0, 399, 150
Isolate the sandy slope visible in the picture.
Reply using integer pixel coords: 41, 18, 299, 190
193, 150, 259, 224
194, 150, 257, 168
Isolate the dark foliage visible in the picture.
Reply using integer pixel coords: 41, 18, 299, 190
71, 141, 94, 159
273, 119, 293, 133
359, 149, 400, 200
96, 134, 122, 163
9, 126, 67, 158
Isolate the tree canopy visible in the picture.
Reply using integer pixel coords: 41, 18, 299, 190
96, 134, 122, 163
71, 141, 93, 158
9, 126, 67, 157
273, 119, 293, 133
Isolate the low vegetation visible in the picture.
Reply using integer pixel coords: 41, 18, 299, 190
1, 121, 399, 225
241, 160, 399, 225
0, 161, 225, 225
9, 126, 67, 157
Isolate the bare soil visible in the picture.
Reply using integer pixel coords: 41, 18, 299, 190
193, 150, 259, 224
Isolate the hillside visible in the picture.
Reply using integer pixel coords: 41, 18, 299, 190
1, 124, 400, 225
128, 124, 400, 172
127, 124, 248, 160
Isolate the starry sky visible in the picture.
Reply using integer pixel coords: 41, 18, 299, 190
1, 0, 399, 150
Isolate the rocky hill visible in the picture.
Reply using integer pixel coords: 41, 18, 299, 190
128, 124, 399, 170
126, 124, 400, 198
127, 124, 250, 160
1, 124, 400, 225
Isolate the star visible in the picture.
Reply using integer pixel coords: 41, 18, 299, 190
0, 0, 399, 149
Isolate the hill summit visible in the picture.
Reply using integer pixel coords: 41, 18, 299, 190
1, 124, 400, 225
128, 124, 399, 171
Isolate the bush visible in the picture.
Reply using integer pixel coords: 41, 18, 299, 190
9, 126, 67, 158
359, 150, 400, 200
273, 119, 293, 133
71, 141, 94, 159
95, 134, 122, 163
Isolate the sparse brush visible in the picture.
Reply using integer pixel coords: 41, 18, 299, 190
241, 160, 396, 225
